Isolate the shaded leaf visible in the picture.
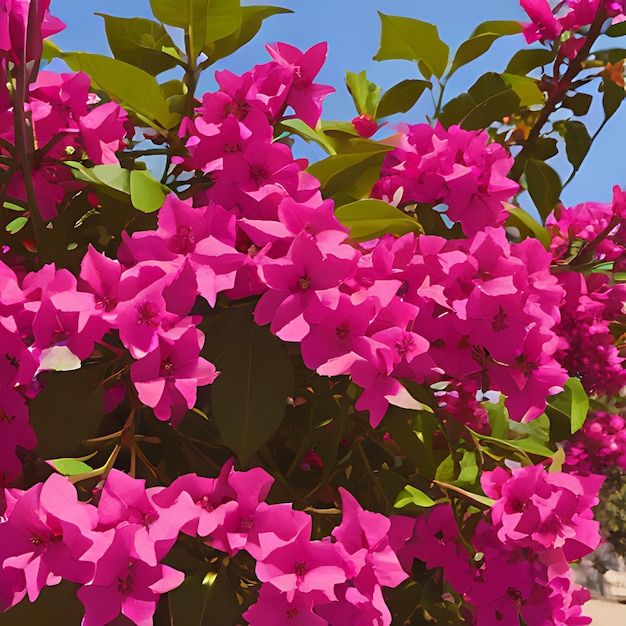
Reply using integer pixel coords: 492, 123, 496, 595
602, 78, 626, 120
208, 305, 294, 465
439, 72, 520, 130
376, 79, 431, 118
373, 13, 449, 79
449, 21, 523, 77
524, 158, 562, 221
335, 199, 422, 241
607, 21, 626, 37
345, 70, 381, 117
553, 119, 592, 172
61, 52, 178, 128
96, 14, 181, 75
562, 93, 592, 116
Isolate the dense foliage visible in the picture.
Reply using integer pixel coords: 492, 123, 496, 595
1, 0, 626, 624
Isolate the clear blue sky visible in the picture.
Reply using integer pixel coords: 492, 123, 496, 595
49, 0, 626, 208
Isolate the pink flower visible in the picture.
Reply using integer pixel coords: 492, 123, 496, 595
131, 323, 218, 425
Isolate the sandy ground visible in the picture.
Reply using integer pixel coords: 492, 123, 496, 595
585, 598, 626, 624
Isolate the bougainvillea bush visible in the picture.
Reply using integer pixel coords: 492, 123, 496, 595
1, 0, 626, 624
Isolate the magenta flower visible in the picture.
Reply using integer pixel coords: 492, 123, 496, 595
131, 323, 218, 425
77, 527, 183, 626
265, 42, 335, 128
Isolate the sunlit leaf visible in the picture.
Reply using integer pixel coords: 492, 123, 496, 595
335, 199, 422, 241
373, 13, 449, 79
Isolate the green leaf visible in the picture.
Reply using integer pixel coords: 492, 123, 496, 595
435, 454, 456, 483
394, 484, 436, 509
205, 5, 292, 65
60, 52, 178, 129
376, 79, 431, 118
524, 158, 562, 221
96, 14, 181, 75
46, 452, 98, 476
456, 451, 478, 486
130, 169, 168, 212
439, 72, 520, 130
607, 21, 626, 37
150, 0, 241, 59
345, 70, 381, 118
505, 48, 555, 75
373, 13, 449, 79
501, 73, 544, 107
553, 120, 592, 172
335, 199, 422, 241
509, 437, 554, 457
279, 118, 336, 155
307, 150, 390, 203
67, 162, 169, 213
6, 216, 28, 234
547, 378, 589, 434
504, 203, 551, 249
562, 93, 592, 116
602, 78, 626, 120
386, 406, 436, 477
449, 21, 523, 77
208, 306, 294, 465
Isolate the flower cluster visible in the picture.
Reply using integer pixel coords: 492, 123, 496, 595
0, 69, 132, 220
554, 271, 626, 397
391, 465, 604, 626
520, 0, 626, 57
370, 122, 519, 236
565, 410, 626, 474
547, 186, 626, 271
0, 464, 409, 625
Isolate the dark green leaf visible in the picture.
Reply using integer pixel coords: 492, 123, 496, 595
150, 0, 241, 59
208, 306, 294, 465
335, 199, 422, 241
345, 70, 381, 117
373, 13, 449, 79
505, 48, 555, 75
606, 21, 626, 37
29, 368, 105, 459
0, 582, 84, 626
590, 48, 626, 64
553, 119, 592, 171
205, 5, 292, 65
439, 72, 520, 130
96, 14, 181, 75
562, 93, 592, 116
386, 406, 436, 477
602, 78, 626, 120
524, 158, 562, 221
449, 21, 523, 77
376, 79, 431, 118
61, 52, 178, 128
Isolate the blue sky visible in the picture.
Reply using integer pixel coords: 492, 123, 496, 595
49, 0, 626, 208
